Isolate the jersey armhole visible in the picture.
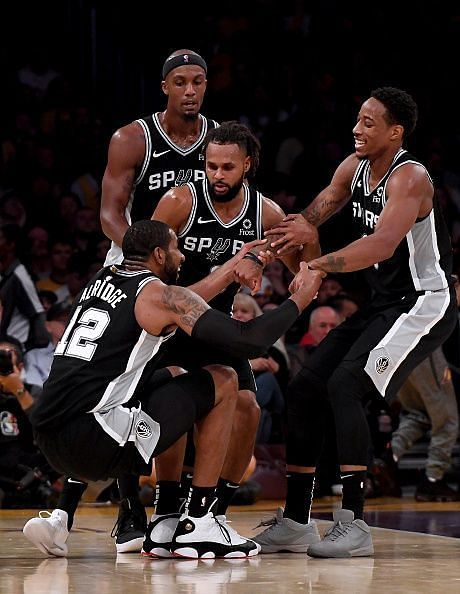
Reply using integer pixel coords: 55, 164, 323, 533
178, 183, 198, 237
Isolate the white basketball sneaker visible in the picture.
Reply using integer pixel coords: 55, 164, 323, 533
171, 500, 259, 559
23, 509, 69, 557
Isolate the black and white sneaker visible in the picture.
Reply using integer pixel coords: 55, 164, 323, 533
171, 505, 259, 559
111, 497, 147, 553
141, 513, 180, 558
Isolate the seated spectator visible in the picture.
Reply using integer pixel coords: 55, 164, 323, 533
298, 306, 341, 351
24, 302, 71, 388
0, 335, 59, 508
376, 346, 460, 502
27, 227, 51, 281
326, 292, 360, 320
0, 224, 49, 351
36, 238, 74, 303
285, 275, 344, 344
37, 290, 58, 313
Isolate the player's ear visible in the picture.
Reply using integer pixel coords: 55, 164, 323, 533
161, 80, 168, 96
390, 124, 403, 142
153, 246, 166, 264
243, 156, 251, 175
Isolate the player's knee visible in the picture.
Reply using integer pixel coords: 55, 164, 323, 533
237, 389, 260, 423
327, 365, 364, 404
286, 367, 326, 414
204, 364, 238, 404
166, 365, 187, 378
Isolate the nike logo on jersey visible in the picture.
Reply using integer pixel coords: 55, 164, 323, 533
197, 217, 216, 224
152, 149, 171, 158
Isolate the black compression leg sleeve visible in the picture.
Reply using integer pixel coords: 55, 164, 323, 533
57, 477, 88, 530
286, 366, 333, 467
118, 474, 140, 500
327, 366, 371, 467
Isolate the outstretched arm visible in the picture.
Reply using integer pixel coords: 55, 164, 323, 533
265, 154, 357, 255
100, 122, 145, 247
307, 163, 433, 273
135, 264, 324, 358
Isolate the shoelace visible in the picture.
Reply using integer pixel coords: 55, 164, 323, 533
253, 516, 277, 531
110, 509, 144, 538
38, 511, 52, 519
324, 521, 353, 541
214, 516, 231, 544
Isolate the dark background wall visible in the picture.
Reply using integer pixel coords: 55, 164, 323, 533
1, 2, 460, 263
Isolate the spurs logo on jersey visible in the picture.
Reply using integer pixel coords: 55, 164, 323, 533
178, 179, 263, 313
350, 148, 451, 296
148, 168, 206, 191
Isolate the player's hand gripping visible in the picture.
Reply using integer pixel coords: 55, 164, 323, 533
265, 213, 318, 256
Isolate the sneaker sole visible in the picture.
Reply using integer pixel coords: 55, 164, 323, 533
173, 547, 259, 559
116, 536, 144, 553
308, 544, 374, 558
23, 521, 68, 557
141, 547, 172, 558
256, 543, 313, 553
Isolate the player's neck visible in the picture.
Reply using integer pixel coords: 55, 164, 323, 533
160, 110, 201, 145
211, 189, 245, 221
368, 145, 403, 180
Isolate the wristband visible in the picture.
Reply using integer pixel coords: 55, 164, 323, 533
243, 252, 264, 267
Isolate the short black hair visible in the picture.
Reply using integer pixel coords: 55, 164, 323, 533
370, 87, 418, 139
202, 121, 261, 177
122, 220, 172, 262
0, 334, 24, 364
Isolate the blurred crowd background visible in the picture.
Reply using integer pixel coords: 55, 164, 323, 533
1, 2, 459, 507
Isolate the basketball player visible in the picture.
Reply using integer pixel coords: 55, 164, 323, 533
248, 87, 457, 558
101, 48, 217, 266
145, 121, 317, 556
50, 48, 217, 553
23, 219, 324, 559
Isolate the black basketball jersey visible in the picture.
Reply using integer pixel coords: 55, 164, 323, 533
104, 112, 218, 266
350, 149, 452, 297
32, 266, 174, 430
178, 179, 264, 314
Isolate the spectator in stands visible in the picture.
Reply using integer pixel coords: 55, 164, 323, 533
0, 224, 49, 351
24, 302, 71, 388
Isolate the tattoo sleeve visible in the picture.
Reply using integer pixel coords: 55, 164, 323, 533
302, 189, 345, 227
162, 286, 208, 332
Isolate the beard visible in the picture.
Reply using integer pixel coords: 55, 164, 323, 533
163, 255, 180, 285
207, 176, 244, 203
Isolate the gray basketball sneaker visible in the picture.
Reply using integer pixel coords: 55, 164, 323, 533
307, 509, 374, 558
252, 507, 320, 553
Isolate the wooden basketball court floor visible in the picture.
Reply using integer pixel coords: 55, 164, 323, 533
1, 497, 459, 593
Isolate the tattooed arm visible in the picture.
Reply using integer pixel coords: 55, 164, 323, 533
100, 121, 146, 247
308, 162, 432, 273
135, 269, 324, 357
264, 154, 358, 256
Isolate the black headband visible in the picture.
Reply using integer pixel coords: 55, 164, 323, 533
162, 53, 207, 79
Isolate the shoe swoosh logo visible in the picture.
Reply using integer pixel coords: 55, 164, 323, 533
197, 217, 216, 224
152, 149, 170, 158
67, 478, 85, 484
340, 474, 354, 479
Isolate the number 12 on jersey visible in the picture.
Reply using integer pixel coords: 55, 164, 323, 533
55, 306, 110, 361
